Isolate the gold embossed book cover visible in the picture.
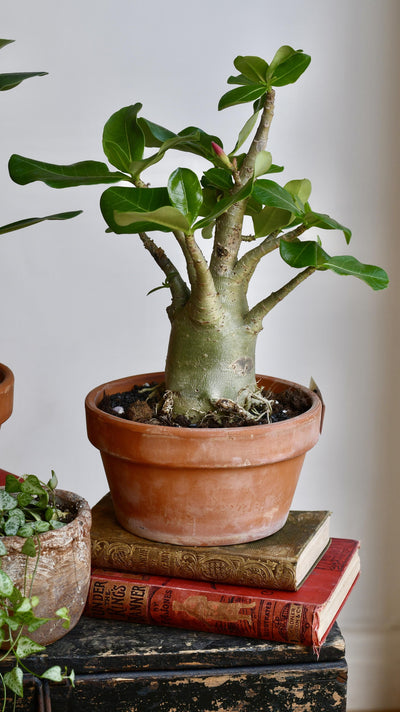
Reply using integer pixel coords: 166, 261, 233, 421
91, 493, 331, 591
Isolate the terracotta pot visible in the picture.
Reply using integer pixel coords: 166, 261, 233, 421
0, 363, 14, 427
85, 372, 323, 546
1, 490, 92, 645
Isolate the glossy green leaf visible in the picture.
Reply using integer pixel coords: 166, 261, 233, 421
167, 168, 202, 224
21, 537, 37, 557
138, 117, 176, 147
268, 46, 296, 75
253, 206, 293, 237
4, 474, 21, 492
0, 71, 47, 91
194, 178, 253, 230
254, 151, 272, 178
128, 131, 201, 178
227, 73, 255, 86
16, 635, 46, 659
233, 56, 269, 83
201, 168, 233, 191
4, 666, 23, 698
100, 186, 171, 234
9, 155, 126, 188
0, 210, 82, 235
303, 210, 352, 243
253, 179, 301, 214
280, 239, 389, 289
230, 110, 260, 154
21, 474, 46, 496
115, 205, 191, 233
4, 511, 25, 535
16, 598, 33, 614
102, 104, 145, 173
218, 84, 266, 111
269, 50, 311, 87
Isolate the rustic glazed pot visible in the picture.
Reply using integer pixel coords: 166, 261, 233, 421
85, 372, 323, 546
0, 363, 14, 427
1, 489, 92, 645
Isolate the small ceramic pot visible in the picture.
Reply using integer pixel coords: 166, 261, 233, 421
0, 363, 14, 427
85, 372, 322, 546
1, 490, 92, 645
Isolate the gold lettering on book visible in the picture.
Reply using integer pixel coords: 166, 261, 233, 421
287, 603, 303, 641
172, 596, 256, 624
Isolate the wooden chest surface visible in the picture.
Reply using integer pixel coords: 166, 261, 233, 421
0, 617, 347, 711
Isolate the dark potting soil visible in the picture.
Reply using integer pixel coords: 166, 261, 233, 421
98, 382, 312, 428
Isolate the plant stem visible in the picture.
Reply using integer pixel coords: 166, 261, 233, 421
139, 232, 190, 319
245, 266, 316, 329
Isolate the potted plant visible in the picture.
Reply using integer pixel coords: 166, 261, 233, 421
8, 47, 389, 546
0, 470, 90, 706
0, 38, 81, 428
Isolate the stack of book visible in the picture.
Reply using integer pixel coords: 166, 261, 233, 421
84, 493, 360, 651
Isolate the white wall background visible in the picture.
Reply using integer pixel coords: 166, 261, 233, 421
1, 0, 399, 707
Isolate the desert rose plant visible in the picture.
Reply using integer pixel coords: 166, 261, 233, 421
8, 47, 388, 423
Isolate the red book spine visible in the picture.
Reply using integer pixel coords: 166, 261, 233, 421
85, 571, 318, 645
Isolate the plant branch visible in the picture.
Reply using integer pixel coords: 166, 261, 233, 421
234, 224, 308, 288
185, 234, 223, 324
139, 232, 190, 318
209, 90, 276, 278
173, 230, 197, 288
245, 266, 316, 330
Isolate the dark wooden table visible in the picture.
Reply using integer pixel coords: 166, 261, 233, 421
1, 616, 347, 711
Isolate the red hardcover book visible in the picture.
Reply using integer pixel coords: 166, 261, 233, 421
84, 538, 360, 651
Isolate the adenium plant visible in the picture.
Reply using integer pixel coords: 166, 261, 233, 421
8, 47, 388, 422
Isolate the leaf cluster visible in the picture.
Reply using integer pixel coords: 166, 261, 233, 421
7, 46, 389, 297
0, 472, 74, 709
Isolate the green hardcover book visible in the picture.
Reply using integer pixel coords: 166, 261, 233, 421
90, 493, 331, 591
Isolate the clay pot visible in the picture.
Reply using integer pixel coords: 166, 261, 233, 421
1, 490, 92, 645
0, 363, 14, 427
85, 372, 323, 546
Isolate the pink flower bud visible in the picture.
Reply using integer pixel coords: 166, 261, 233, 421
211, 141, 224, 157
211, 141, 234, 170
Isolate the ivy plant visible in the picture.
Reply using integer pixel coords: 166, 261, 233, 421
0, 472, 74, 710
0, 39, 81, 237
8, 46, 389, 422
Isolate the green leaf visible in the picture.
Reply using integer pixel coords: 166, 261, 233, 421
167, 168, 202, 224
269, 50, 311, 87
100, 185, 172, 234
4, 475, 21, 493
303, 210, 352, 243
268, 46, 296, 75
16, 597, 33, 613
102, 104, 145, 173
41, 666, 64, 682
0, 39, 14, 50
280, 239, 389, 290
201, 168, 233, 192
0, 540, 8, 556
253, 206, 293, 237
21, 537, 37, 557
253, 179, 301, 214
230, 110, 260, 154
32, 520, 50, 533
4, 511, 25, 536
56, 606, 71, 629
4, 666, 23, 698
254, 151, 272, 178
115, 205, 191, 233
21, 475, 45, 497
9, 155, 126, 189
138, 117, 176, 147
194, 177, 254, 230
227, 73, 255, 86
16, 635, 46, 659
0, 71, 47, 91
0, 490, 17, 511
17, 524, 35, 537
233, 56, 269, 83
284, 179, 312, 208
0, 210, 82, 236
218, 84, 266, 111
0, 571, 15, 597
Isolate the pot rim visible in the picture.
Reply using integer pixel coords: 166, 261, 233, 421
85, 371, 323, 437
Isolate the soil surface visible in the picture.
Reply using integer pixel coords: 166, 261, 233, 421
99, 381, 312, 428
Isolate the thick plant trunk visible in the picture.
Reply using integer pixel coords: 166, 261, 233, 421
165, 299, 259, 420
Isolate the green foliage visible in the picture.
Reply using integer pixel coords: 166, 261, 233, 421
7, 44, 388, 317
0, 40, 81, 237
0, 472, 74, 710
